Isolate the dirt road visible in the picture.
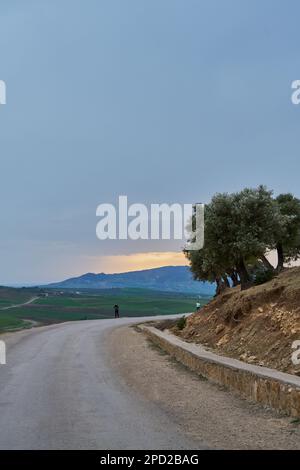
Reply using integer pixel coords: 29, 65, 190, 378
0, 296, 38, 311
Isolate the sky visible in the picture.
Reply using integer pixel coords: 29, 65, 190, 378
1, 0, 300, 285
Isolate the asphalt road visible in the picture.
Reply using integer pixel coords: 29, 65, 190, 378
0, 317, 203, 450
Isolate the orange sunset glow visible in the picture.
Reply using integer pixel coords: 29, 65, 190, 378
89, 252, 188, 274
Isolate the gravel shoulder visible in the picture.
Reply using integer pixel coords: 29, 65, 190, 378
106, 324, 300, 450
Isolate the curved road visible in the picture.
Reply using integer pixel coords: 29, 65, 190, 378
0, 317, 203, 450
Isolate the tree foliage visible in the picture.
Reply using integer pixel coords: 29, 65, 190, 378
274, 194, 300, 271
185, 186, 300, 293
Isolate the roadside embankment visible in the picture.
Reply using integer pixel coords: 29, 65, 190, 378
140, 324, 300, 418
170, 268, 300, 375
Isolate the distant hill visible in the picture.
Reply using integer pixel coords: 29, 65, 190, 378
44, 266, 215, 296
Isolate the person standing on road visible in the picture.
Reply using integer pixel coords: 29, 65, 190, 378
114, 304, 120, 318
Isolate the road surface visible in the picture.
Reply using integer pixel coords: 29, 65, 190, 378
0, 317, 204, 450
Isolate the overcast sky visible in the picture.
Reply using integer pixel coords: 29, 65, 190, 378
1, 0, 300, 285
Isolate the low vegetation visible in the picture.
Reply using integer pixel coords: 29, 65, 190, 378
176, 316, 186, 331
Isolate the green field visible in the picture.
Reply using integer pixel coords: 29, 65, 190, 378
0, 287, 211, 332
0, 287, 38, 307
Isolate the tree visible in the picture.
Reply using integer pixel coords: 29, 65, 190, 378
185, 186, 282, 292
231, 186, 280, 287
275, 194, 300, 271
208, 186, 279, 289
185, 193, 240, 293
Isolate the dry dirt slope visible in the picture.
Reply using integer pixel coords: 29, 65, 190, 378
171, 267, 300, 375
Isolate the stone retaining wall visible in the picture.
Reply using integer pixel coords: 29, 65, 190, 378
141, 325, 300, 417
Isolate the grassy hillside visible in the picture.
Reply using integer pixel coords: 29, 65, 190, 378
0, 287, 211, 332
168, 267, 300, 375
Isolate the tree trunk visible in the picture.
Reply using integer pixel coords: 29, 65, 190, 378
215, 276, 227, 296
229, 270, 240, 287
222, 275, 230, 288
276, 242, 284, 272
215, 277, 222, 296
260, 254, 275, 272
236, 258, 252, 290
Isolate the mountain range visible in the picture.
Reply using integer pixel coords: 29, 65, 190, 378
45, 266, 215, 295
